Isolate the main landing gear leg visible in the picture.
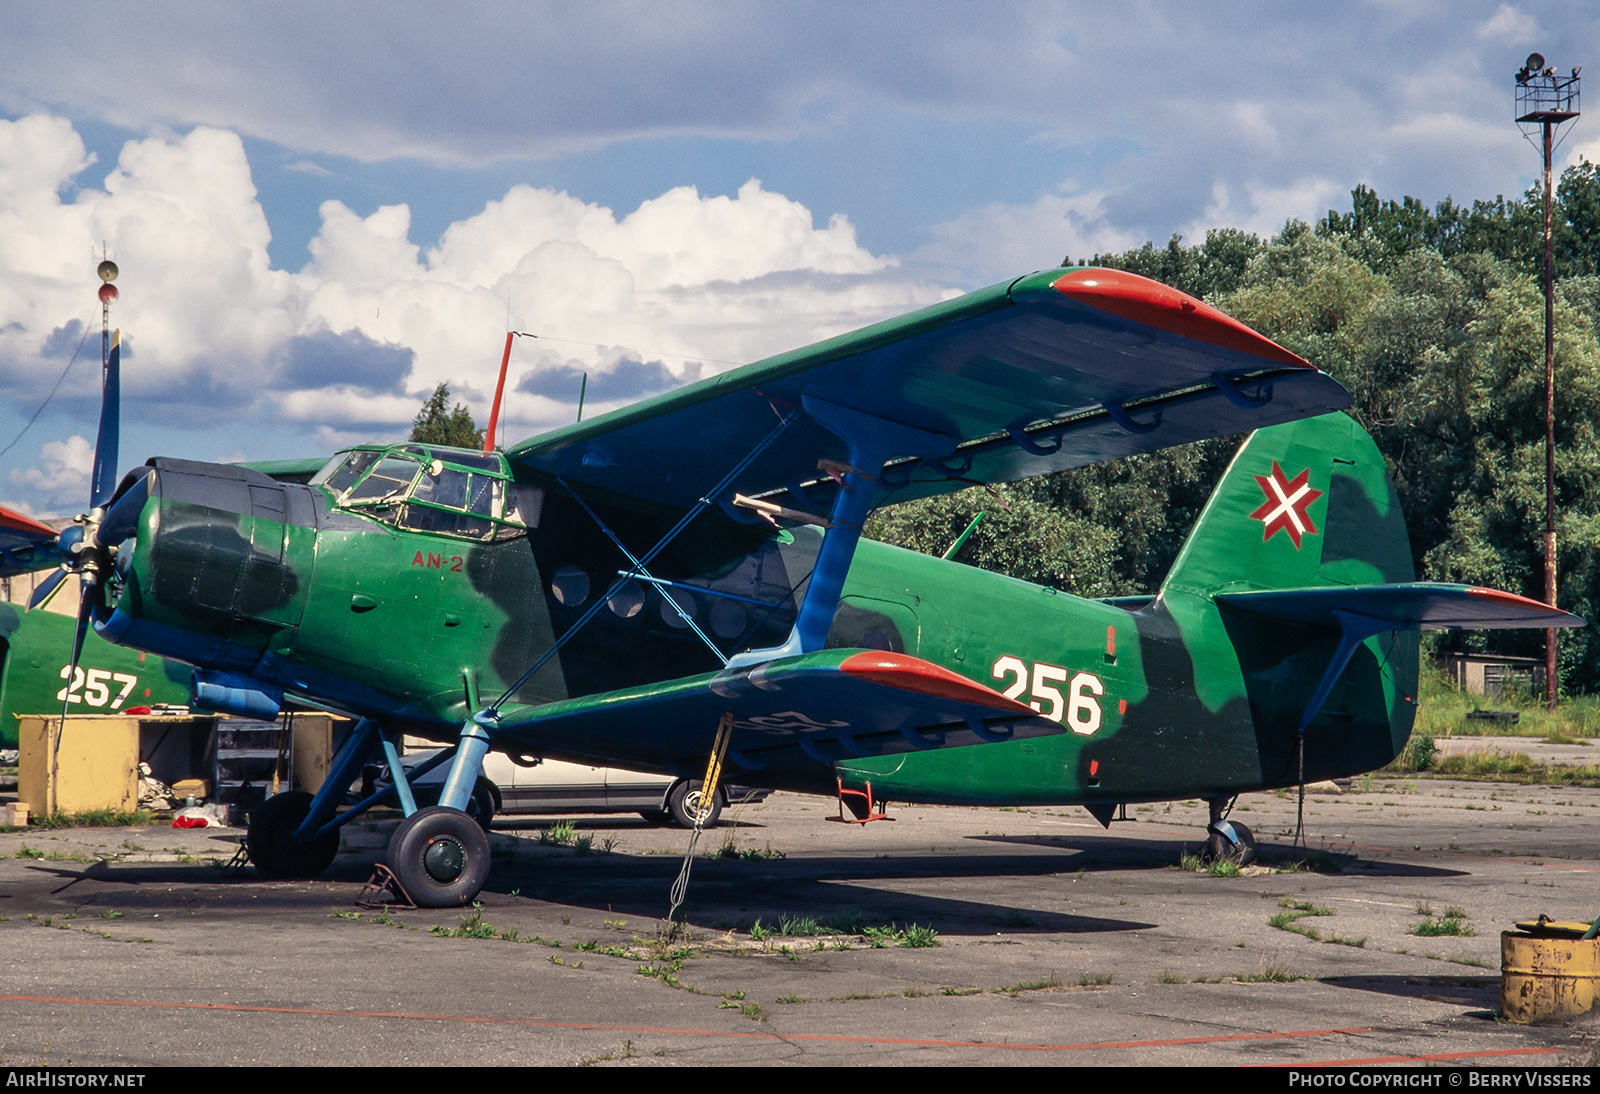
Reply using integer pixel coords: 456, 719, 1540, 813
1202, 797, 1256, 866
385, 716, 492, 907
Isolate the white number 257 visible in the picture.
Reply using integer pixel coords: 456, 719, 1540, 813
57, 666, 139, 710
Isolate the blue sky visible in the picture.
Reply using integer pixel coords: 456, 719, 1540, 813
0, 1, 1596, 515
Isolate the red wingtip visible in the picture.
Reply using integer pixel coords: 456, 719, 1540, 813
1051, 268, 1311, 369
0, 504, 57, 539
840, 651, 1033, 713
1467, 587, 1556, 612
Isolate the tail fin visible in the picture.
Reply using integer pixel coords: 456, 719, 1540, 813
1161, 412, 1413, 598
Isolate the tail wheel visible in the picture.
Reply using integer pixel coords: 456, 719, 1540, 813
1202, 821, 1256, 866
247, 791, 340, 879
387, 806, 491, 907
667, 780, 722, 829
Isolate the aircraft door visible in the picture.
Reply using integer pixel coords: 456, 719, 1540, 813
826, 595, 942, 661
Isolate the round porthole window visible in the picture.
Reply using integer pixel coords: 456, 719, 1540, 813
550, 566, 590, 606
659, 588, 696, 629
608, 580, 645, 619
709, 599, 747, 639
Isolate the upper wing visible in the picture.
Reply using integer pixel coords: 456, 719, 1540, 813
484, 648, 1060, 789
507, 267, 1351, 515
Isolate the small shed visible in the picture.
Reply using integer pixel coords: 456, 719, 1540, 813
1438, 653, 1545, 698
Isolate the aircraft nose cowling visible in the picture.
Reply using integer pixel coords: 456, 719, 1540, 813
96, 458, 314, 673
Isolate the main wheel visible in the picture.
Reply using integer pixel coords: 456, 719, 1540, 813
386, 806, 491, 907
1202, 821, 1256, 866
247, 791, 340, 879
667, 780, 722, 829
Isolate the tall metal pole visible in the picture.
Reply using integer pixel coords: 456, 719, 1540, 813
1516, 53, 1577, 710
1543, 119, 1558, 711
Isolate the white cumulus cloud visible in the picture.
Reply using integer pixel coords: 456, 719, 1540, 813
0, 114, 954, 511
7, 434, 92, 514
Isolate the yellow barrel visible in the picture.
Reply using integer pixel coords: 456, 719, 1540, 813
1501, 920, 1600, 1024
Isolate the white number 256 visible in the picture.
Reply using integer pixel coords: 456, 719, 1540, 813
991, 656, 1103, 736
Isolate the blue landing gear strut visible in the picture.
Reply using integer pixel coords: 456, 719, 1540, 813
243, 718, 480, 900
382, 713, 494, 907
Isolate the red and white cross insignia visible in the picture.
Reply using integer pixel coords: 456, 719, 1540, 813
1249, 462, 1322, 548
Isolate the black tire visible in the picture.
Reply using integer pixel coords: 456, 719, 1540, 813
386, 806, 491, 907
247, 791, 340, 879
1202, 821, 1256, 866
667, 780, 722, 829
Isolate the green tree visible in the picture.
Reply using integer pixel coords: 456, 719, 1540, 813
881, 182, 1600, 692
410, 383, 485, 449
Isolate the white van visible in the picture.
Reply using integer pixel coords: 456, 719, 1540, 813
378, 749, 770, 830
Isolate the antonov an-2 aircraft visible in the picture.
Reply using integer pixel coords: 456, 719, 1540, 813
0, 267, 1579, 906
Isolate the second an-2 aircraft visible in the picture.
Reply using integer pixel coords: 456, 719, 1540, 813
0, 267, 1581, 906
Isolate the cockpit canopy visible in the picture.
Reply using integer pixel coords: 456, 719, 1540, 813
311, 443, 543, 541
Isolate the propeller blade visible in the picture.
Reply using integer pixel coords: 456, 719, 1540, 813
99, 470, 151, 545
27, 566, 69, 610
89, 329, 121, 509
67, 595, 91, 679
51, 594, 95, 792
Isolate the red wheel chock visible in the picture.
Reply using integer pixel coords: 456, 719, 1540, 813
827, 777, 893, 824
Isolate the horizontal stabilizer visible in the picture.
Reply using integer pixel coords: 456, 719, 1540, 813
1215, 583, 1586, 631
486, 649, 1059, 786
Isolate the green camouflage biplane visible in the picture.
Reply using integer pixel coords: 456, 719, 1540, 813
0, 268, 1580, 905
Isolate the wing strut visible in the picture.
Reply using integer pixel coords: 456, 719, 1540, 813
434, 408, 799, 813
561, 474, 731, 667
728, 396, 957, 666
484, 407, 797, 718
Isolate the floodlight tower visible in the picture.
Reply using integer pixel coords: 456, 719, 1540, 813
1515, 53, 1580, 710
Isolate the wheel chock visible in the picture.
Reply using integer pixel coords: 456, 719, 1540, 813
827, 777, 892, 824
356, 863, 417, 910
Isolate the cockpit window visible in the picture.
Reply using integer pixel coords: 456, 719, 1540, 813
345, 457, 423, 504
319, 443, 538, 541
413, 467, 470, 510
315, 450, 380, 494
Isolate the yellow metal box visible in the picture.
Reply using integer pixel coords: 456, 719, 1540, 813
16, 715, 140, 817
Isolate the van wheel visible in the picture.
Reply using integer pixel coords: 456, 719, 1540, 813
667, 780, 722, 829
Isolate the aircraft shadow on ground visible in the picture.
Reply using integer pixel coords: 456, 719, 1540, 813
966, 834, 1472, 878
481, 852, 1154, 935
18, 859, 379, 909
1321, 974, 1501, 1012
